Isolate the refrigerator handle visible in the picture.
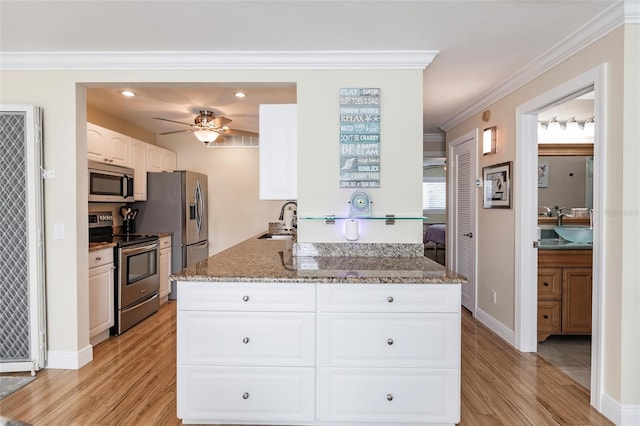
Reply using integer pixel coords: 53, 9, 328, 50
194, 180, 203, 234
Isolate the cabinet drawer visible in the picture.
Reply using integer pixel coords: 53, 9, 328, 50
537, 301, 561, 332
178, 366, 314, 423
88, 248, 113, 268
179, 312, 315, 366
179, 282, 315, 312
318, 313, 459, 368
538, 268, 562, 300
318, 284, 459, 313
318, 367, 459, 423
159, 236, 171, 249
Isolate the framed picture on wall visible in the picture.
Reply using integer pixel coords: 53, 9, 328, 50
483, 161, 512, 208
538, 162, 549, 187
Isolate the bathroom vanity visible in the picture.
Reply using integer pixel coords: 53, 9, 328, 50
537, 243, 592, 343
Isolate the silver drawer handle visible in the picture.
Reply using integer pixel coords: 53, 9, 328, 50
243, 392, 250, 400
387, 394, 393, 401
387, 338, 394, 345
242, 295, 250, 302
243, 337, 250, 344
387, 296, 394, 303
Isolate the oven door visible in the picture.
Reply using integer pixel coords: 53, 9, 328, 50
117, 241, 160, 309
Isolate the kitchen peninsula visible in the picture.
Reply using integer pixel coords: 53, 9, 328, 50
172, 235, 466, 425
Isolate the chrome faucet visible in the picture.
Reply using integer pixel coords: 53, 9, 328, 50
279, 201, 298, 230
279, 201, 297, 220
557, 213, 566, 226
538, 206, 552, 217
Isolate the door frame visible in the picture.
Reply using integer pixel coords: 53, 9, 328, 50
514, 64, 606, 409
448, 129, 478, 314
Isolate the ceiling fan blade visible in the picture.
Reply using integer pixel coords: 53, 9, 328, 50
159, 129, 192, 135
153, 117, 194, 126
212, 116, 232, 127
223, 128, 259, 138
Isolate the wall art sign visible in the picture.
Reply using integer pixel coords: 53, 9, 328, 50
483, 161, 512, 209
339, 88, 380, 188
538, 162, 549, 187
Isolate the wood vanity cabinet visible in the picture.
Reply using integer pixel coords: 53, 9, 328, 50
538, 250, 592, 342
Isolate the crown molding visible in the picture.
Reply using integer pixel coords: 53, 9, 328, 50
439, 2, 625, 132
423, 133, 446, 143
625, 0, 640, 23
0, 50, 438, 71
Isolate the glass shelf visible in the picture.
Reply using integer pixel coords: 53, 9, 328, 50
299, 215, 428, 224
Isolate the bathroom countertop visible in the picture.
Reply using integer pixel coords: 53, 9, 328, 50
537, 238, 593, 250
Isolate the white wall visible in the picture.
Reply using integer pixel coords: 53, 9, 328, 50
297, 70, 424, 243
157, 134, 283, 255
446, 25, 639, 409
0, 67, 425, 368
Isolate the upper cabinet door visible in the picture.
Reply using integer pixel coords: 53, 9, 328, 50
259, 104, 297, 200
86, 122, 129, 166
108, 132, 129, 166
87, 122, 109, 162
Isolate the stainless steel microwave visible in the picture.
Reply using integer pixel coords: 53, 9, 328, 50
88, 160, 134, 202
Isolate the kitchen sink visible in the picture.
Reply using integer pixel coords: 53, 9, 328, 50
257, 233, 294, 240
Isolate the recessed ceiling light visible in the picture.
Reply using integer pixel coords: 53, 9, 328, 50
234, 91, 246, 98
121, 90, 136, 97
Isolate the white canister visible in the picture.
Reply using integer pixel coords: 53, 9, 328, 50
345, 219, 359, 241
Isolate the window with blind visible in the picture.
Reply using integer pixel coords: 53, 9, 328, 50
423, 177, 446, 213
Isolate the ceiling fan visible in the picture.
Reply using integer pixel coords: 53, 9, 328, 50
153, 110, 258, 144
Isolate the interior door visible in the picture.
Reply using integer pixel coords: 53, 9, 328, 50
449, 132, 477, 314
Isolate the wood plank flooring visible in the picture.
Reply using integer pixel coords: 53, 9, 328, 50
0, 302, 612, 425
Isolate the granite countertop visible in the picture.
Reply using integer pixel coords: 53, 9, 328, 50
88, 232, 173, 252
171, 234, 467, 284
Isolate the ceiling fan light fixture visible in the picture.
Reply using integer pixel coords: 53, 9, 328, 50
193, 129, 220, 143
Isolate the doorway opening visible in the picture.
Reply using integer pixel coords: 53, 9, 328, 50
536, 92, 594, 390
515, 64, 605, 409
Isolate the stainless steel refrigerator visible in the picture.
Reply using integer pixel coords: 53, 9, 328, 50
133, 171, 209, 299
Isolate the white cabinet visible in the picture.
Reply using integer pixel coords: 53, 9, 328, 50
129, 138, 147, 201
148, 144, 177, 173
177, 282, 316, 424
87, 122, 130, 167
88, 248, 114, 346
316, 284, 461, 424
158, 236, 172, 302
259, 104, 297, 200
87, 123, 177, 201
177, 281, 461, 425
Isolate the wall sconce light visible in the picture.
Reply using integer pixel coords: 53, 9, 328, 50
483, 126, 497, 155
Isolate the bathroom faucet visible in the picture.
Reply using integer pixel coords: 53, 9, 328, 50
557, 213, 566, 226
538, 206, 552, 217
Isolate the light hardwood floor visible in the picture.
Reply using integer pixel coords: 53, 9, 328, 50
0, 301, 612, 425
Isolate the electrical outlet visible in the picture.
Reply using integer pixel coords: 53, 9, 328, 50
491, 290, 497, 304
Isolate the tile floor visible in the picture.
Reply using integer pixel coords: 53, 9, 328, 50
537, 334, 592, 389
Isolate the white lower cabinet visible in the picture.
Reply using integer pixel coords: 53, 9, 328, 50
88, 248, 115, 346
177, 281, 461, 425
318, 367, 459, 423
178, 366, 315, 423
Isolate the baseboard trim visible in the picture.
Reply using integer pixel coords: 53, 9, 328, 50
46, 345, 93, 370
475, 307, 516, 347
601, 392, 640, 425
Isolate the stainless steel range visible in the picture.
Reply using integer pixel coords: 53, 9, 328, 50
89, 212, 160, 335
